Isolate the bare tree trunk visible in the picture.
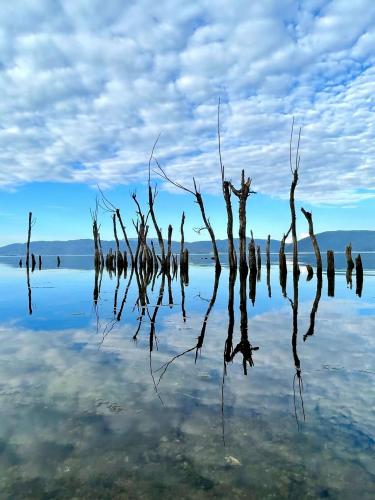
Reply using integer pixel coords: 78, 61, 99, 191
223, 181, 237, 269
167, 224, 173, 272
148, 186, 166, 268
230, 170, 253, 272
26, 212, 32, 268
113, 213, 124, 270
195, 191, 221, 270
179, 211, 189, 275
289, 119, 301, 278
290, 169, 300, 277
155, 164, 221, 271
217, 100, 237, 270
279, 226, 291, 297
266, 235, 271, 270
301, 208, 322, 277
116, 209, 134, 267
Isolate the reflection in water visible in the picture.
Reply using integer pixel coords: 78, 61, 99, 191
230, 268, 259, 374
3, 257, 374, 499
327, 274, 335, 297
288, 271, 305, 429
26, 265, 32, 315
304, 274, 323, 342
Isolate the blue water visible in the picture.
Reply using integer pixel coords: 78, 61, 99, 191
0, 258, 374, 499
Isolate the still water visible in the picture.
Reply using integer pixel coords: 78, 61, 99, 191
0, 256, 374, 499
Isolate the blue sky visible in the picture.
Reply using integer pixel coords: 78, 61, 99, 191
0, 0, 374, 245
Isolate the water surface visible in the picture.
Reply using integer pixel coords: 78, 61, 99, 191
0, 257, 374, 499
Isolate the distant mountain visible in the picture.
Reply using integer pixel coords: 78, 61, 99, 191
0, 231, 374, 256
287, 230, 375, 253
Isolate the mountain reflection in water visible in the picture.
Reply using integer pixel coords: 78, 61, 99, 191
0, 257, 374, 499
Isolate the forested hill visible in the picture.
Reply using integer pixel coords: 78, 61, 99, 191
0, 231, 374, 255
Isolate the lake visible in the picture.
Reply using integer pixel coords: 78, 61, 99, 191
0, 256, 374, 499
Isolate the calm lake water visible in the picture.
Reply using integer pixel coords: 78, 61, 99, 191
0, 256, 374, 499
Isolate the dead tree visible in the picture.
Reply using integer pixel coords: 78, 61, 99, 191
218, 99, 237, 269
113, 214, 124, 270
289, 118, 301, 277
179, 212, 189, 276
26, 212, 33, 268
301, 208, 322, 277
147, 138, 166, 270
166, 224, 173, 272
230, 170, 254, 271
266, 235, 271, 270
279, 224, 291, 296
91, 202, 102, 270
155, 161, 221, 270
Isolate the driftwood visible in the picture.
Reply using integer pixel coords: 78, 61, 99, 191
301, 208, 322, 277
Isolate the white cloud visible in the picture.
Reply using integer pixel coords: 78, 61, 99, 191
0, 0, 374, 204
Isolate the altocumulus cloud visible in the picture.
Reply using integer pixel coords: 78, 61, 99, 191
0, 0, 374, 204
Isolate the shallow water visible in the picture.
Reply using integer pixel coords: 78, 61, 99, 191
0, 257, 374, 499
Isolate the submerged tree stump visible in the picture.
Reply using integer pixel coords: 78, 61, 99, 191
345, 243, 354, 271
326, 250, 335, 278
327, 250, 335, 297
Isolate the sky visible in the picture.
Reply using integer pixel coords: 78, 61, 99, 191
0, 0, 374, 245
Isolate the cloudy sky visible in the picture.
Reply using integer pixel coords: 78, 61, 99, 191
0, 0, 374, 245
